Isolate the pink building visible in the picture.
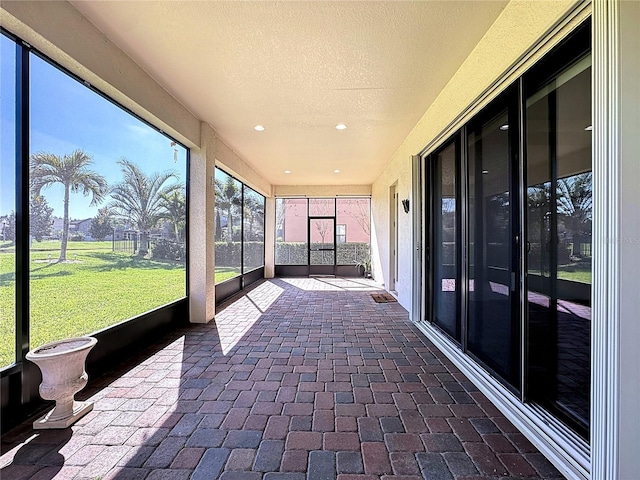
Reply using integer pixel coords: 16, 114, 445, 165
277, 198, 370, 244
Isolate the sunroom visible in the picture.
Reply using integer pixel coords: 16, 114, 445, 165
1, 1, 638, 479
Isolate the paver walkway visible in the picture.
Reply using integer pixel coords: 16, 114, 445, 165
1, 278, 564, 479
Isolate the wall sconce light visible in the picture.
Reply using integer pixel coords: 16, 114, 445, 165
401, 199, 410, 213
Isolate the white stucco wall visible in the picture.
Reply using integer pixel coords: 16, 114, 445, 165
617, 1, 640, 476
371, 0, 582, 313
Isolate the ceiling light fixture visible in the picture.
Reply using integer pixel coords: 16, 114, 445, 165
254, 125, 266, 131
334, 169, 341, 173
284, 170, 291, 174
335, 124, 347, 130
585, 125, 593, 131
482, 170, 489, 174
499, 124, 509, 131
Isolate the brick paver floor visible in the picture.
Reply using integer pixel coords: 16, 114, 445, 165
1, 277, 564, 479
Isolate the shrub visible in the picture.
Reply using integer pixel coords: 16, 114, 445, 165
275, 241, 369, 265
215, 241, 264, 269
151, 239, 186, 261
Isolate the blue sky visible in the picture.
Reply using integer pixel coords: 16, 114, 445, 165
1, 33, 187, 220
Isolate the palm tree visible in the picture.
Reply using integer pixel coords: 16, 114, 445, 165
109, 159, 181, 256
214, 176, 241, 242
557, 173, 592, 224
243, 192, 264, 241
30, 150, 107, 261
159, 187, 186, 241
557, 172, 592, 256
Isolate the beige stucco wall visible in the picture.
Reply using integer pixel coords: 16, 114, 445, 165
371, 0, 585, 312
215, 137, 273, 198
274, 185, 371, 197
189, 124, 217, 323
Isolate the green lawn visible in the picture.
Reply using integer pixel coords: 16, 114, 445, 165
557, 262, 592, 284
215, 266, 241, 284
0, 240, 186, 367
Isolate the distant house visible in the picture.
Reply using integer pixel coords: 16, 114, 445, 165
69, 218, 93, 240
51, 217, 63, 239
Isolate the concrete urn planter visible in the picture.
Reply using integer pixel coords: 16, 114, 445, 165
26, 336, 97, 429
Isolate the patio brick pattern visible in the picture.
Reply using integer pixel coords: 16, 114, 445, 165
1, 277, 564, 479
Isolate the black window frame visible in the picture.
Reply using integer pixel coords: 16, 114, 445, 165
0, 27, 191, 433
213, 166, 266, 303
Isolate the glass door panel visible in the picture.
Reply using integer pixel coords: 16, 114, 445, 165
430, 138, 461, 341
525, 49, 592, 438
467, 88, 520, 390
309, 217, 335, 275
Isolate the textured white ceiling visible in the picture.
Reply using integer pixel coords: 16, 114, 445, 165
70, 0, 508, 186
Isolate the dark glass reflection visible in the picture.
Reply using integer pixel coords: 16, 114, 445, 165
432, 141, 460, 340
526, 54, 592, 437
468, 105, 520, 389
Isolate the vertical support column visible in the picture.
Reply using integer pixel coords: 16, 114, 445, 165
593, 0, 640, 478
264, 196, 276, 278
188, 123, 216, 323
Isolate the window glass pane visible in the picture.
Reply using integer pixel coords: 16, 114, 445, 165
214, 168, 242, 283
336, 198, 370, 265
242, 186, 265, 273
432, 141, 460, 340
0, 34, 17, 367
29, 54, 187, 350
275, 198, 308, 265
467, 98, 520, 389
309, 198, 334, 216
526, 53, 592, 435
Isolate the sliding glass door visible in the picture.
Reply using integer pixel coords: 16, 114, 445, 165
423, 19, 591, 440
427, 137, 461, 342
467, 87, 521, 390
524, 24, 591, 437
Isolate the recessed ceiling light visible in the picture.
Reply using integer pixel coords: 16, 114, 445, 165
499, 124, 509, 131
333, 169, 341, 173
482, 170, 489, 174
254, 125, 265, 131
335, 124, 347, 130
284, 170, 291, 174
585, 125, 593, 131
